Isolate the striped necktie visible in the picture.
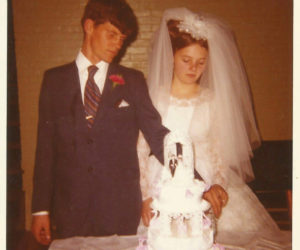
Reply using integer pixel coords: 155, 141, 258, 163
84, 65, 100, 128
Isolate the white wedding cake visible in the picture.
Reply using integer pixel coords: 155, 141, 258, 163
146, 132, 217, 250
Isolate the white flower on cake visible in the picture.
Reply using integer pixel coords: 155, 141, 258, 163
185, 189, 194, 198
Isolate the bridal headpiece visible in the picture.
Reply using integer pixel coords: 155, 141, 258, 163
177, 13, 208, 40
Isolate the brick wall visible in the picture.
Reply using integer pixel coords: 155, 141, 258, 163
12, 0, 292, 229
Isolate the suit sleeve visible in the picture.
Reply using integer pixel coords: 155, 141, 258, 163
137, 132, 152, 200
130, 71, 169, 164
31, 71, 55, 213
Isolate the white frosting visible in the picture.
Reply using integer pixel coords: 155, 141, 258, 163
147, 131, 215, 250
148, 233, 213, 250
152, 179, 208, 214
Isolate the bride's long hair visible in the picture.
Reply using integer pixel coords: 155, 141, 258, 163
147, 8, 260, 183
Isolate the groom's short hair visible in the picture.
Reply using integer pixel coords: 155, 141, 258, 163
81, 0, 138, 38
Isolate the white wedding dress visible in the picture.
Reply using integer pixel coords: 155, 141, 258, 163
138, 88, 286, 236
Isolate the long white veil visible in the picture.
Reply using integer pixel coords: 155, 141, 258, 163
147, 8, 261, 182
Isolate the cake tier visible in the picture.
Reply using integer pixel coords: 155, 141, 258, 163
152, 180, 208, 213
147, 233, 214, 250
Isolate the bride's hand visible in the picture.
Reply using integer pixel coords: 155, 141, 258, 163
141, 197, 153, 227
203, 184, 228, 218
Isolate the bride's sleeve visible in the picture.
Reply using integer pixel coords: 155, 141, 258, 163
193, 140, 227, 188
137, 131, 151, 200
194, 139, 228, 190
207, 137, 228, 189
191, 93, 228, 190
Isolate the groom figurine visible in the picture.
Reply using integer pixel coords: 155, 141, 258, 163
31, 0, 169, 245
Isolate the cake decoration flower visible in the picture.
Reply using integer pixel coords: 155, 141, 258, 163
109, 74, 125, 88
185, 189, 194, 198
203, 214, 211, 228
136, 236, 148, 250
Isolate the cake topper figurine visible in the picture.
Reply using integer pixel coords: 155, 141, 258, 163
168, 154, 177, 177
168, 143, 183, 177
164, 131, 194, 180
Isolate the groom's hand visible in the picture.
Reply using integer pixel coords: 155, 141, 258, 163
203, 184, 228, 218
141, 197, 154, 227
31, 214, 52, 245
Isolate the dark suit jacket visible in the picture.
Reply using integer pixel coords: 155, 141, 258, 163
32, 62, 169, 238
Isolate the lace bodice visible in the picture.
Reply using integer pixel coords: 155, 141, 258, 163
164, 95, 198, 134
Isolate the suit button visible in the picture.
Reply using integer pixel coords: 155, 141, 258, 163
88, 166, 93, 173
87, 138, 94, 145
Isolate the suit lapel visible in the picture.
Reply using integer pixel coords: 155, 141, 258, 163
68, 62, 89, 133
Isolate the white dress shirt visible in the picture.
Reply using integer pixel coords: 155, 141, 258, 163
33, 51, 109, 216
76, 50, 109, 102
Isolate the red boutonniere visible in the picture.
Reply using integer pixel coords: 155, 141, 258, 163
109, 74, 125, 88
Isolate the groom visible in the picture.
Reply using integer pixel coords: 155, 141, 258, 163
32, 0, 228, 245
31, 0, 169, 245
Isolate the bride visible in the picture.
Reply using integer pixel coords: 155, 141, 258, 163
137, 7, 280, 234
